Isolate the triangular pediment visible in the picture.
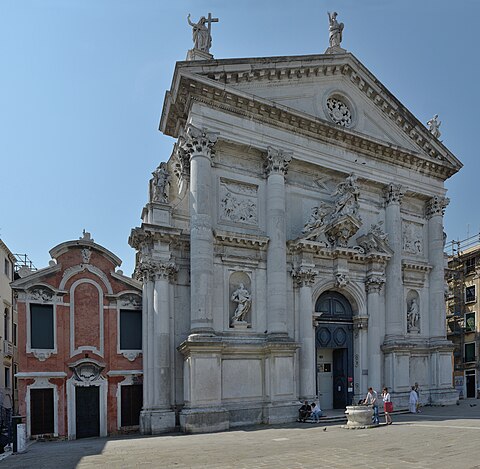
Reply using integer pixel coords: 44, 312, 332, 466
161, 53, 462, 177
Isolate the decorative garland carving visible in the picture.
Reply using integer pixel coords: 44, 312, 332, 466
365, 275, 386, 293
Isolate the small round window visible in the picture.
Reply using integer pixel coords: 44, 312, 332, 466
326, 96, 352, 127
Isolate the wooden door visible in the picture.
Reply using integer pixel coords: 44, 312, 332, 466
30, 388, 54, 435
76, 386, 100, 439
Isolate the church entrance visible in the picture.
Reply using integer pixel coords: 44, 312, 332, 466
315, 291, 354, 410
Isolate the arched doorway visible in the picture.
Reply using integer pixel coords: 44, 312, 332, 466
315, 291, 354, 409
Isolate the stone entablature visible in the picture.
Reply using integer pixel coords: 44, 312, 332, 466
11, 234, 142, 439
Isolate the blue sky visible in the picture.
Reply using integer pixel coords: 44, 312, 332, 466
1, 0, 479, 275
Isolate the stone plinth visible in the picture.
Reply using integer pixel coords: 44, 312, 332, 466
343, 406, 376, 429
140, 409, 176, 435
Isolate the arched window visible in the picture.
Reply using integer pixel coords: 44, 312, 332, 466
315, 291, 352, 321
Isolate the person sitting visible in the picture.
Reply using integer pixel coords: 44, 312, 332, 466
310, 402, 323, 422
298, 400, 311, 422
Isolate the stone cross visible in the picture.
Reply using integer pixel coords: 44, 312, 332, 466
206, 13, 219, 39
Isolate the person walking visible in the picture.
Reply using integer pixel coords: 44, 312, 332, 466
363, 387, 379, 425
414, 382, 421, 413
409, 386, 419, 413
382, 387, 393, 425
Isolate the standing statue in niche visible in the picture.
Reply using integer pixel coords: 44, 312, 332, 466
328, 12, 344, 48
187, 13, 218, 53
151, 162, 170, 203
407, 298, 420, 332
231, 283, 251, 323
332, 173, 360, 218
427, 114, 441, 139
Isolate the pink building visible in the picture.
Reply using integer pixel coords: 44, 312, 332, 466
11, 233, 143, 439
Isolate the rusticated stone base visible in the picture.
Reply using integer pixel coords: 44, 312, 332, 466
180, 408, 229, 434
140, 409, 176, 435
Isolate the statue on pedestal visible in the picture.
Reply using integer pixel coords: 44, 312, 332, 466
151, 162, 170, 203
427, 114, 441, 139
328, 12, 344, 48
187, 13, 218, 53
407, 298, 420, 332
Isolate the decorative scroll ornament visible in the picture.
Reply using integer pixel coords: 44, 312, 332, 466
326, 97, 352, 127
150, 162, 170, 203
33, 351, 52, 361
425, 196, 449, 219
120, 294, 142, 308
73, 362, 104, 384
291, 267, 317, 287
383, 183, 404, 205
81, 248, 91, 264
335, 273, 350, 288
365, 275, 386, 293
264, 146, 292, 176
427, 114, 441, 139
29, 287, 53, 302
180, 124, 218, 160
173, 140, 190, 182
122, 351, 140, 362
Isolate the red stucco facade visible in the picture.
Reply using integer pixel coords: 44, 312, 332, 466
12, 235, 142, 439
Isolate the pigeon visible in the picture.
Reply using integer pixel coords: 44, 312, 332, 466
470, 404, 477, 407
323, 427, 327, 432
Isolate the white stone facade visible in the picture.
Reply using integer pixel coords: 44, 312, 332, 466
130, 49, 461, 433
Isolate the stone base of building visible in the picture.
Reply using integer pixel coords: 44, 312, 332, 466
429, 388, 459, 405
140, 409, 176, 435
180, 407, 230, 434
262, 401, 300, 424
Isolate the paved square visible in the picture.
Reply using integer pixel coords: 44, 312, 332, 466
3, 401, 480, 469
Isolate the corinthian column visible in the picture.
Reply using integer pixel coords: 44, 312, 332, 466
181, 125, 218, 333
365, 274, 385, 393
383, 183, 404, 340
265, 147, 292, 336
426, 196, 449, 339
292, 267, 317, 401
153, 261, 177, 409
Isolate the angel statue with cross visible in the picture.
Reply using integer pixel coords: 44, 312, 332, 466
187, 13, 218, 53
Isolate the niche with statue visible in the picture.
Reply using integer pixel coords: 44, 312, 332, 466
406, 290, 420, 333
229, 271, 252, 329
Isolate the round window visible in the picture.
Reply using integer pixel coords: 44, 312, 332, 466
326, 96, 352, 127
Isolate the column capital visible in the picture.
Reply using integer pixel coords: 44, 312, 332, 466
264, 146, 292, 177
153, 261, 178, 282
425, 195, 449, 219
135, 259, 177, 283
291, 267, 317, 287
365, 275, 385, 293
179, 124, 218, 161
383, 183, 404, 205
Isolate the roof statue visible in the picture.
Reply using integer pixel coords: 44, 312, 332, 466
186, 13, 218, 60
326, 11, 345, 54
427, 114, 441, 139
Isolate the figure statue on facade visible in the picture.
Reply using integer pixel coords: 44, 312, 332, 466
370, 221, 388, 242
328, 12, 344, 48
332, 173, 360, 218
302, 203, 331, 234
151, 162, 170, 203
407, 298, 420, 332
231, 283, 251, 323
187, 13, 218, 53
427, 114, 441, 139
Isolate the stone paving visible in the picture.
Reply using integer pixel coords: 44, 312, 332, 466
3, 400, 480, 469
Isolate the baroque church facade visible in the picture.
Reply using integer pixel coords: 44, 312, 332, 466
130, 14, 462, 434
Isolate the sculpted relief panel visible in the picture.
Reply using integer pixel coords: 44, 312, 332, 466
219, 178, 258, 226
403, 221, 424, 256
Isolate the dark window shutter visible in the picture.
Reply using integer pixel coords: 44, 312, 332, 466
120, 310, 142, 350
30, 304, 54, 349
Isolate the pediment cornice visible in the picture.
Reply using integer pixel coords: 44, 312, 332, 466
161, 54, 461, 181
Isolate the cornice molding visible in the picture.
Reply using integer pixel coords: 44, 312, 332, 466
162, 57, 461, 181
